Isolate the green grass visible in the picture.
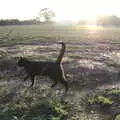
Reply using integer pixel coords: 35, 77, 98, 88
0, 98, 67, 120
1, 24, 120, 63
1, 24, 120, 42
80, 89, 120, 119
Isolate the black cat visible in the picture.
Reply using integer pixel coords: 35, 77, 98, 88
17, 42, 68, 93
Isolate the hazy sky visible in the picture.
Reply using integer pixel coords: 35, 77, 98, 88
0, 0, 120, 21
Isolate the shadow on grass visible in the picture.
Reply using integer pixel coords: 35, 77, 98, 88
0, 98, 67, 120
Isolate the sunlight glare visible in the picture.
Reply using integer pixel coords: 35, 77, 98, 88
52, 0, 120, 22
0, 0, 120, 21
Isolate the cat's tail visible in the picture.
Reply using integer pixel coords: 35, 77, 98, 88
56, 42, 66, 64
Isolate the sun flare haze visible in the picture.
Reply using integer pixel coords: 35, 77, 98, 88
0, 0, 120, 22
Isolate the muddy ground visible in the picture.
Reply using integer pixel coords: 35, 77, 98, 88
0, 38, 120, 119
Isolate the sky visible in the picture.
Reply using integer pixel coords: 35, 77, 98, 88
0, 0, 120, 21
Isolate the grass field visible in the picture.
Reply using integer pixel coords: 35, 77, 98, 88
0, 24, 120, 120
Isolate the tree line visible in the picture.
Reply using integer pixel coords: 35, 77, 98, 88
0, 8, 120, 26
0, 19, 41, 26
79, 15, 120, 26
0, 8, 55, 26
96, 15, 120, 26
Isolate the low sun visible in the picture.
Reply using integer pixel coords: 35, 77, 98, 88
53, 0, 116, 22
0, 0, 118, 22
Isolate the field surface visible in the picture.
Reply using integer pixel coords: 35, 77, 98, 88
0, 24, 120, 119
